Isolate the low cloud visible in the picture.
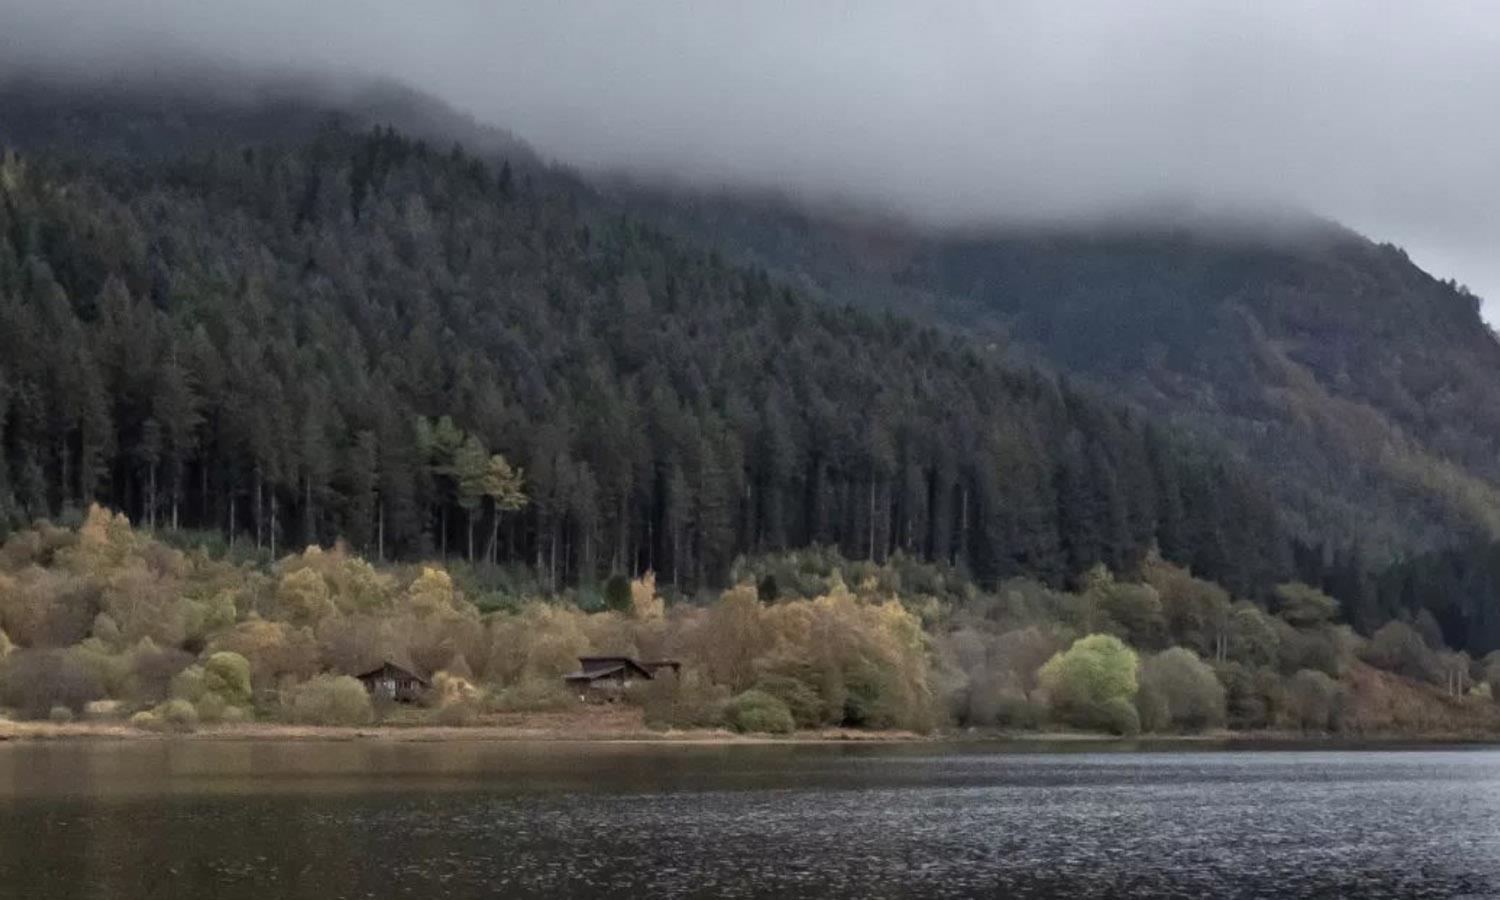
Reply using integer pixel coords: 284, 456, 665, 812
4, 1, 1499, 310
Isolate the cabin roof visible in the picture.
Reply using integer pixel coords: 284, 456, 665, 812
354, 661, 431, 686
565, 656, 655, 681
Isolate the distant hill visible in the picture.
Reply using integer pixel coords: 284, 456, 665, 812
0, 70, 537, 164
612, 184, 1500, 561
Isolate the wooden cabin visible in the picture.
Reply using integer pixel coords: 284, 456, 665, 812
563, 656, 661, 702
355, 661, 430, 703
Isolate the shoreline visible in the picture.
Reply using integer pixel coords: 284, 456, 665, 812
3, 719, 1498, 747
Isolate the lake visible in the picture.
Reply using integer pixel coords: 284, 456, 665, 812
0, 740, 1497, 898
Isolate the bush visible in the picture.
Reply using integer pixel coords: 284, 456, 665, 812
1136, 683, 1170, 733
1286, 669, 1340, 732
1215, 661, 1283, 730
48, 705, 74, 723
1274, 584, 1339, 627
129, 710, 163, 731
756, 574, 779, 603
126, 639, 194, 703
433, 701, 479, 726
0, 649, 104, 718
1138, 648, 1225, 732
603, 574, 632, 613
196, 692, 228, 723
1362, 621, 1440, 683
1038, 634, 1139, 732
220, 705, 252, 725
638, 674, 729, 730
283, 675, 374, 726
724, 689, 795, 734
1091, 696, 1141, 736
157, 698, 199, 733
203, 652, 253, 706
754, 675, 826, 728
83, 700, 124, 721
489, 677, 579, 713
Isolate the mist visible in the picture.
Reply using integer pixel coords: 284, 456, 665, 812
4, 1, 1500, 314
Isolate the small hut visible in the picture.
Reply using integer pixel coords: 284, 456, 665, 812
563, 656, 658, 702
355, 661, 430, 703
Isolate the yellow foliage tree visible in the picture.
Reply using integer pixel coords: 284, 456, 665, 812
276, 566, 335, 625
630, 572, 665, 620
405, 567, 457, 616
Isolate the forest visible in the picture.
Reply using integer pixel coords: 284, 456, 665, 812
623, 181, 1500, 565
1, 91, 1498, 720
0, 126, 1289, 598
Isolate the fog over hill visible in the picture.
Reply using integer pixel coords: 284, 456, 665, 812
3, 0, 1500, 315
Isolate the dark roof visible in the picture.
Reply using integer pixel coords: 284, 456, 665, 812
565, 656, 655, 682
354, 661, 431, 686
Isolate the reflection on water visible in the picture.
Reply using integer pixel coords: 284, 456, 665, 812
0, 740, 1498, 898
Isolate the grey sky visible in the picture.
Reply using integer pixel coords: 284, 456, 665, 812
5, 1, 1500, 315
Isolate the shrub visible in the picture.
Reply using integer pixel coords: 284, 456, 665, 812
170, 665, 206, 702
1274, 584, 1339, 627
1215, 661, 1283, 730
48, 705, 74, 723
1138, 648, 1225, 732
157, 698, 199, 733
756, 574, 779, 603
754, 674, 826, 728
0, 649, 104, 718
725, 689, 795, 734
220, 705, 252, 724
1277, 625, 1343, 677
196, 692, 228, 723
1093, 696, 1141, 736
126, 638, 194, 703
603, 574, 632, 613
1136, 683, 1170, 733
489, 677, 579, 713
1362, 621, 1440, 683
1038, 634, 1139, 732
1286, 669, 1340, 732
83, 700, 124, 721
203, 652, 253, 706
429, 671, 484, 725
129, 710, 163, 731
283, 675, 374, 726
638, 674, 729, 730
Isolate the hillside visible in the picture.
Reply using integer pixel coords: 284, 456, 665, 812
615, 187, 1500, 563
9, 71, 1500, 652
0, 80, 1292, 600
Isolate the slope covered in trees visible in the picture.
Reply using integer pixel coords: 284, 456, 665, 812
617, 188, 1500, 564
0, 107, 1291, 596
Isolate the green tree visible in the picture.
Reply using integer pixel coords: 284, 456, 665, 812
1274, 583, 1339, 627
453, 434, 490, 563
482, 453, 526, 565
1038, 633, 1140, 734
603, 573, 632, 613
1137, 647, 1225, 732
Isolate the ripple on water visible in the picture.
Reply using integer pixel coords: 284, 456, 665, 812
1, 746, 1499, 898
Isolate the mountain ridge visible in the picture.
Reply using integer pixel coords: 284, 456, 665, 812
3, 70, 1499, 623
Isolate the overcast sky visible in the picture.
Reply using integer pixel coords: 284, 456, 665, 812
4, 1, 1500, 316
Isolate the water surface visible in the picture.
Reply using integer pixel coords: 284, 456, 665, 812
1, 740, 1497, 898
